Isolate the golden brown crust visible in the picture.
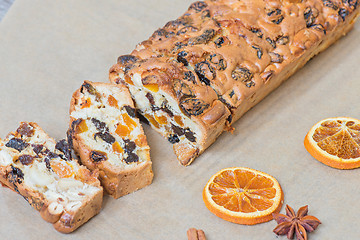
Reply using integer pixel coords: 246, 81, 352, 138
109, 0, 360, 165
69, 81, 153, 198
0, 122, 103, 233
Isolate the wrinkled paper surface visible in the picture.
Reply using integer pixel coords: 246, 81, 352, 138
0, 0, 359, 239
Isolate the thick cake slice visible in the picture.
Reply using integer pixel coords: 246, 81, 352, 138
0, 122, 103, 233
68, 81, 153, 199
110, 0, 360, 166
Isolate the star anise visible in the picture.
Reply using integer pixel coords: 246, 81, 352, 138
273, 205, 321, 240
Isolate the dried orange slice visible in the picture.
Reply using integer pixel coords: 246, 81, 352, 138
304, 117, 360, 169
203, 167, 283, 225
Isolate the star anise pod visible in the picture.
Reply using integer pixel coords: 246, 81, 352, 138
273, 205, 321, 240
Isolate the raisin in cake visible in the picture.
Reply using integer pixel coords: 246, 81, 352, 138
68, 81, 153, 199
109, 0, 360, 165
0, 122, 103, 233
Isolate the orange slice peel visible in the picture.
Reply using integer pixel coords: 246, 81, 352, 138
304, 117, 360, 169
203, 167, 283, 225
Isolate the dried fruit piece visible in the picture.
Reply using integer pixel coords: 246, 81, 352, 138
90, 150, 107, 162
124, 152, 139, 164
91, 118, 108, 133
195, 61, 216, 85
173, 79, 194, 98
145, 114, 160, 128
252, 45, 263, 59
214, 37, 225, 48
266, 37, 276, 48
144, 84, 160, 92
124, 139, 136, 153
207, 53, 227, 70
17, 123, 34, 137
189, 1, 208, 12
232, 67, 253, 82
267, 8, 284, 24
177, 51, 189, 66
269, 52, 284, 63
184, 71, 196, 84
168, 134, 180, 144
115, 124, 131, 137
189, 29, 216, 45
276, 36, 289, 45
155, 114, 168, 125
174, 115, 184, 127
122, 113, 137, 130
108, 95, 119, 108
5, 138, 29, 152
50, 161, 73, 178
80, 98, 91, 109
180, 98, 210, 116
112, 142, 124, 154
18, 155, 34, 165
9, 166, 24, 184
123, 105, 136, 118
94, 132, 116, 144
75, 119, 89, 134
55, 139, 72, 160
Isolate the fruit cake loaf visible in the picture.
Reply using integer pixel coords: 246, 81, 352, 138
0, 122, 103, 233
68, 81, 153, 199
110, 0, 360, 166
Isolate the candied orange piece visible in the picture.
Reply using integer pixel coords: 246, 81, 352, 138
145, 114, 160, 128
50, 161, 74, 178
115, 124, 131, 137
122, 113, 137, 130
75, 120, 88, 134
112, 141, 124, 154
144, 84, 159, 92
135, 135, 146, 147
174, 115, 184, 127
203, 167, 283, 225
80, 98, 91, 109
155, 114, 168, 125
125, 75, 134, 85
108, 95, 119, 108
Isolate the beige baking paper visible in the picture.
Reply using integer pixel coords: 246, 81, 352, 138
0, 0, 359, 239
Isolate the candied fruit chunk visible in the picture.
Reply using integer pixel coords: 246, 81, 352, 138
116, 124, 131, 137
80, 97, 91, 109
174, 115, 184, 127
135, 135, 146, 147
75, 119, 88, 134
122, 113, 137, 130
144, 84, 159, 92
125, 75, 134, 85
112, 142, 124, 154
155, 114, 168, 125
50, 161, 74, 178
108, 95, 119, 108
145, 114, 160, 128
90, 150, 107, 162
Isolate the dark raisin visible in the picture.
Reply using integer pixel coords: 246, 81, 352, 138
173, 42, 188, 52
94, 132, 115, 144
226, 114, 233, 124
180, 98, 209, 116
32, 144, 44, 155
267, 8, 284, 24
9, 166, 24, 184
117, 55, 139, 66
214, 37, 225, 48
168, 134, 180, 144
201, 10, 211, 19
184, 71, 196, 84
177, 51, 189, 66
123, 106, 136, 118
276, 36, 289, 45
66, 129, 74, 149
90, 151, 107, 162
229, 90, 235, 98
185, 129, 196, 142
80, 82, 98, 97
245, 81, 256, 88
173, 79, 194, 98
269, 52, 284, 63
145, 92, 160, 111
195, 61, 216, 85
252, 45, 263, 59
250, 28, 263, 38
266, 37, 276, 48
142, 75, 159, 85
232, 67, 253, 82
189, 1, 208, 12
17, 123, 34, 137
47, 152, 59, 159
152, 29, 174, 39
322, 0, 338, 10
91, 118, 109, 133
124, 139, 136, 153
344, 0, 358, 9
304, 7, 315, 27
338, 8, 349, 21
177, 26, 198, 35
311, 24, 326, 34
55, 139, 71, 160
172, 124, 185, 136
189, 29, 215, 45
207, 53, 227, 71
124, 152, 139, 164
5, 138, 28, 152
18, 155, 34, 166
44, 157, 51, 171
161, 107, 174, 118
261, 71, 274, 82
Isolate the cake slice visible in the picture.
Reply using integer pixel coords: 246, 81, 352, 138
68, 81, 153, 199
0, 122, 103, 233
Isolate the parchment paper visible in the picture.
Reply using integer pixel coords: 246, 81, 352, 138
0, 0, 359, 239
